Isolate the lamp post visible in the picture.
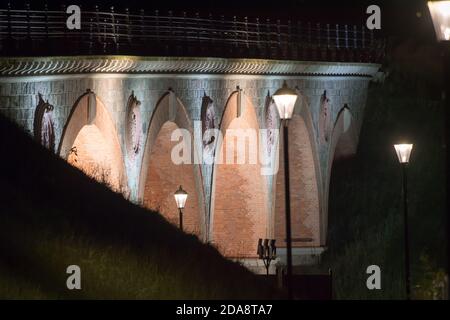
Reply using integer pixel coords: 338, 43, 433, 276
273, 81, 298, 299
257, 238, 277, 275
174, 185, 188, 231
394, 143, 413, 300
427, 1, 450, 299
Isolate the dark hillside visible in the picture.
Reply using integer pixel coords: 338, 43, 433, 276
0, 114, 276, 299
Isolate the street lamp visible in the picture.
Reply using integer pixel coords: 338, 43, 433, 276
394, 143, 413, 300
257, 238, 277, 275
174, 185, 188, 231
428, 1, 450, 41
273, 81, 298, 299
427, 1, 450, 300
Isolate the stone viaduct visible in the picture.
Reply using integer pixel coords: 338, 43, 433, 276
0, 5, 382, 273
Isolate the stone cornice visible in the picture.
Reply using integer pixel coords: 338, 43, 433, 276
0, 56, 380, 77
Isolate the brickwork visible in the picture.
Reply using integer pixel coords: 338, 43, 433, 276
143, 121, 202, 236
211, 93, 269, 258
274, 115, 321, 248
61, 93, 127, 193
0, 59, 376, 266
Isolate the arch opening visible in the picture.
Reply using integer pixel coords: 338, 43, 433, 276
59, 91, 127, 193
139, 93, 205, 238
210, 92, 269, 258
142, 121, 202, 235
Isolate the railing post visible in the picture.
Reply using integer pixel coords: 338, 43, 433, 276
125, 8, 131, 46
244, 16, 249, 49
316, 23, 321, 60
256, 17, 261, 55
361, 25, 366, 62
196, 12, 201, 48
353, 25, 357, 49
266, 18, 271, 57
370, 28, 374, 47
7, 2, 12, 40
276, 19, 281, 56
183, 11, 188, 53
317, 23, 321, 48
370, 28, 375, 63
335, 24, 340, 49
287, 19, 292, 58
220, 15, 226, 54
155, 10, 160, 43
5, 2, 12, 54
326, 23, 330, 61
344, 24, 349, 49
95, 5, 100, 48
168, 10, 173, 41
209, 13, 214, 48
307, 22, 312, 44
361, 25, 366, 49
110, 6, 118, 53
233, 16, 238, 49
60, 4, 68, 53
89, 18, 94, 54
140, 9, 145, 47
26, 2, 31, 41
44, 3, 49, 41
103, 18, 107, 53
297, 21, 302, 60
326, 23, 330, 49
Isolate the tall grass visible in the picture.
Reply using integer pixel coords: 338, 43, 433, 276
0, 115, 277, 299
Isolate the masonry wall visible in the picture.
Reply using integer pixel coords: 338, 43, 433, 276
0, 74, 371, 258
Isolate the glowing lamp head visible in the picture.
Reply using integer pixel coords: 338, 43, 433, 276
394, 144, 413, 164
174, 185, 188, 209
428, 1, 450, 41
273, 81, 298, 120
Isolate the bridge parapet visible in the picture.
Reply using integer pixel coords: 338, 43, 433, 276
0, 4, 385, 62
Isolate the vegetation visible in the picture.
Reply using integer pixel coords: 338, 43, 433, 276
323, 39, 447, 299
0, 115, 277, 299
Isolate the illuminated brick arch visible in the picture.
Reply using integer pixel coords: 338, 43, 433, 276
138, 92, 206, 239
209, 91, 269, 258
58, 90, 127, 193
273, 91, 324, 249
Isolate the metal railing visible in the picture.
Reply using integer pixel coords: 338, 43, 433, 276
0, 4, 385, 62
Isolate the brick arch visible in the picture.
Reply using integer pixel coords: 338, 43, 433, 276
331, 105, 357, 161
273, 92, 323, 249
138, 92, 206, 239
58, 90, 127, 193
323, 105, 357, 242
210, 91, 269, 258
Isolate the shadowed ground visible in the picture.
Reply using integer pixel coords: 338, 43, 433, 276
0, 114, 278, 299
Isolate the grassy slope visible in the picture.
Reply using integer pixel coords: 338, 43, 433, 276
323, 40, 447, 299
0, 115, 277, 299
